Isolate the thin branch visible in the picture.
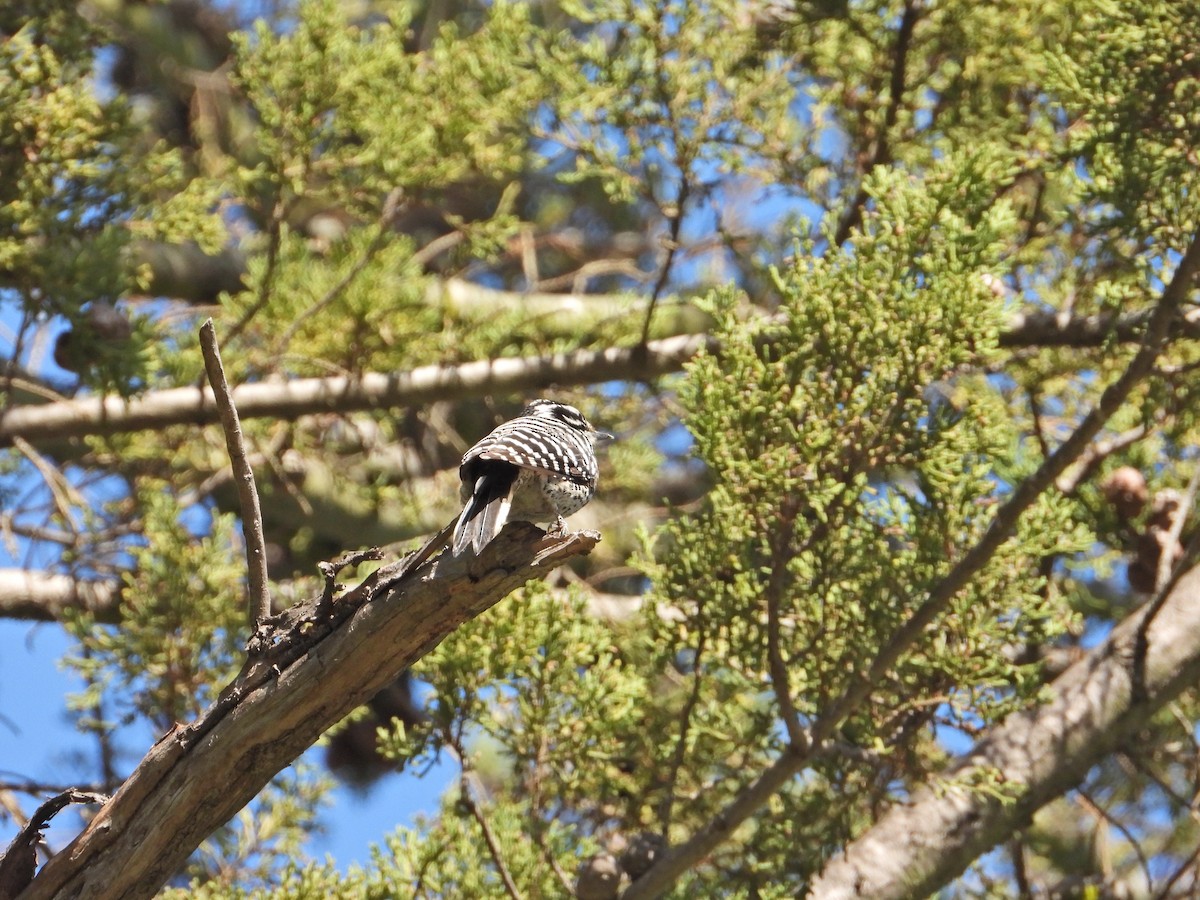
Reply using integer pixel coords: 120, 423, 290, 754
1027, 388, 1052, 462
1075, 787, 1154, 894
535, 828, 576, 897
222, 197, 286, 346
1154, 840, 1200, 900
1155, 462, 1200, 594
199, 319, 271, 628
640, 2, 693, 347
765, 526, 806, 749
641, 180, 689, 346
275, 188, 404, 352
1119, 752, 1200, 822
655, 627, 708, 836
411, 229, 465, 268
1056, 424, 1149, 494
11, 437, 83, 534
447, 733, 524, 900
833, 0, 920, 246
0, 375, 68, 404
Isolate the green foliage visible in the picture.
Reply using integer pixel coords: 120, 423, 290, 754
64, 483, 245, 729
386, 582, 651, 826
1052, 0, 1200, 245
0, 11, 222, 391
635, 152, 1084, 881
233, 0, 544, 204
544, 0, 800, 203
183, 764, 334, 892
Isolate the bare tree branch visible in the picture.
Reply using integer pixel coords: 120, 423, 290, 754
0, 333, 711, 447
0, 790, 109, 898
999, 306, 1200, 349
17, 523, 598, 900
4, 303, 1196, 451
807, 561, 1200, 900
0, 570, 121, 624
199, 319, 271, 628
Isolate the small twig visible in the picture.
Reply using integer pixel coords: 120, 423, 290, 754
411, 229, 466, 268
640, 182, 689, 347
317, 548, 385, 610
533, 825, 576, 896
1153, 840, 1200, 900
656, 625, 708, 835
445, 731, 524, 900
1026, 388, 1052, 462
1118, 752, 1200, 823
1055, 425, 1149, 494
459, 775, 524, 900
276, 188, 404, 352
765, 533, 807, 750
222, 198, 287, 348
11, 436, 83, 533
1155, 463, 1200, 594
1075, 787, 1154, 893
199, 319, 271, 629
391, 521, 454, 583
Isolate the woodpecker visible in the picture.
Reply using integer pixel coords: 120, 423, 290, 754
452, 400, 613, 556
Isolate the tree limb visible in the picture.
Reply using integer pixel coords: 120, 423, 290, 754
0, 570, 121, 624
16, 523, 598, 900
199, 319, 271, 628
4, 304, 1198, 451
0, 333, 712, 447
807, 561, 1200, 900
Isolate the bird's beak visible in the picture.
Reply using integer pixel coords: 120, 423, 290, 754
594, 430, 615, 445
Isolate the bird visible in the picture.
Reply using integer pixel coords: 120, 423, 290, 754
452, 399, 613, 556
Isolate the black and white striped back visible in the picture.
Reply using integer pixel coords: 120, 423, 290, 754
463, 400, 599, 486
452, 400, 610, 556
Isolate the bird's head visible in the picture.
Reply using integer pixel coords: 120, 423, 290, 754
522, 399, 615, 444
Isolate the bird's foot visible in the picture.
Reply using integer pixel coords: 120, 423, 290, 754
546, 515, 567, 537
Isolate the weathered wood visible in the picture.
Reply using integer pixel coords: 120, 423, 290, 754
17, 523, 597, 900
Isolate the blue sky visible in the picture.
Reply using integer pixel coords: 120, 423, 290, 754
0, 618, 450, 870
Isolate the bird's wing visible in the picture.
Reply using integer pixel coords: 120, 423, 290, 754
465, 422, 595, 483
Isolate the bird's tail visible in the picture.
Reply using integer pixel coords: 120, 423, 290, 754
452, 473, 515, 556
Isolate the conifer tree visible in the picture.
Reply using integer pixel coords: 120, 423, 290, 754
2, 1, 1200, 897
